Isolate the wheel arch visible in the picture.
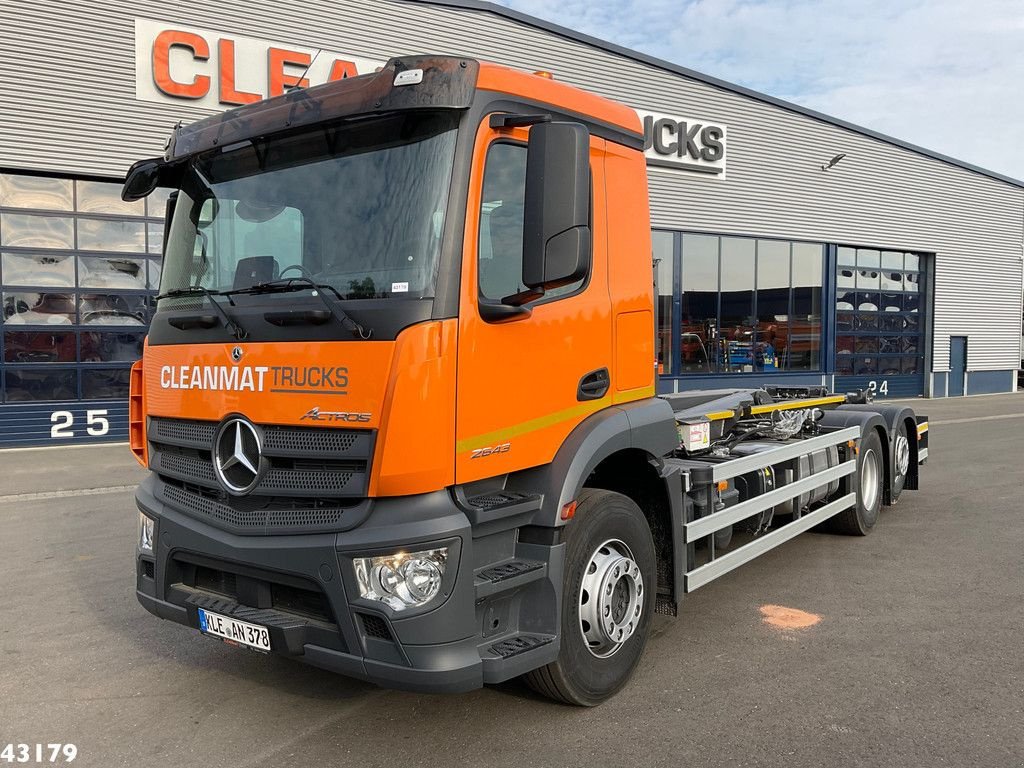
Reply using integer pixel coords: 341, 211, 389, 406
838, 403, 918, 503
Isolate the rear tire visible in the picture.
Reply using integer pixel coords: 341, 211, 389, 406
524, 488, 656, 706
828, 429, 884, 535
890, 420, 910, 501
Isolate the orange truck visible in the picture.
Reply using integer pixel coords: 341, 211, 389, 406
124, 56, 929, 705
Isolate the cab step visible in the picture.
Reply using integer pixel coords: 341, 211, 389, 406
474, 558, 546, 599
488, 633, 554, 659
461, 490, 543, 536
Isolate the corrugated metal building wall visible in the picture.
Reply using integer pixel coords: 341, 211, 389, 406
0, 0, 1021, 379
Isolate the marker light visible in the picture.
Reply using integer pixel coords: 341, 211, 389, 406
533, 70, 554, 79
354, 548, 449, 611
139, 512, 155, 553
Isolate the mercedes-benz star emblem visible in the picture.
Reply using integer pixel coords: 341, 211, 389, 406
231, 346, 243, 362
213, 418, 264, 495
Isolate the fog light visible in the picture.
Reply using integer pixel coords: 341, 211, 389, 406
354, 548, 448, 611
139, 511, 155, 552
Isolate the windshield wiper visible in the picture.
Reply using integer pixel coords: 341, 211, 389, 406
226, 274, 372, 339
155, 286, 248, 340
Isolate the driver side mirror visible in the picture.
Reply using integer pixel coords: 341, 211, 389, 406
522, 121, 592, 294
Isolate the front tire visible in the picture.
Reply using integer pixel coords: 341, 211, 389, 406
524, 488, 656, 706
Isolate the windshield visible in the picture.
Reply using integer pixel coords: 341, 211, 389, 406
159, 111, 459, 303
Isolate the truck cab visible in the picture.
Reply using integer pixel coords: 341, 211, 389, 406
127, 55, 927, 705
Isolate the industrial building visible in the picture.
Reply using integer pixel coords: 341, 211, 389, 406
1, 0, 1021, 446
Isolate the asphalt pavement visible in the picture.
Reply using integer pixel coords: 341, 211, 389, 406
1, 393, 1022, 768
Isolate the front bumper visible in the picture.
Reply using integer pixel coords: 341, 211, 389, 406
135, 476, 560, 693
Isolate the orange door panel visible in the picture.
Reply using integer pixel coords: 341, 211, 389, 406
455, 120, 612, 484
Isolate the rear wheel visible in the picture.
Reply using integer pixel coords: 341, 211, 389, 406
524, 488, 656, 706
828, 429, 884, 535
890, 420, 911, 501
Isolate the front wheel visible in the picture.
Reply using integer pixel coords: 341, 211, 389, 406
524, 488, 656, 706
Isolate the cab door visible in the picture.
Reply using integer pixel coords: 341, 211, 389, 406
455, 120, 612, 484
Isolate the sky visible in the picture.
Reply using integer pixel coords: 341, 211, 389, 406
495, 0, 1024, 181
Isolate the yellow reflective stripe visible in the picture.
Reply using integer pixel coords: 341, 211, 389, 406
748, 395, 846, 415
456, 386, 657, 454
704, 410, 736, 421
456, 397, 611, 453
917, 422, 929, 434
613, 385, 655, 405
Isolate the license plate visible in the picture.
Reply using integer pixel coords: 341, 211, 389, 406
198, 608, 271, 652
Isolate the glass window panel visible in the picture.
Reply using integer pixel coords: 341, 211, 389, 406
856, 313, 878, 331
653, 231, 674, 375
879, 358, 902, 375
901, 336, 919, 354
837, 267, 855, 289
856, 337, 878, 354
904, 314, 920, 332
856, 267, 880, 290
881, 292, 902, 313
837, 335, 855, 354
147, 222, 164, 255
755, 240, 789, 371
80, 331, 144, 363
680, 234, 718, 373
76, 180, 144, 216
478, 143, 531, 301
836, 290, 856, 311
77, 218, 146, 253
78, 256, 147, 290
148, 258, 162, 290
856, 292, 879, 312
789, 242, 822, 371
3, 368, 76, 401
903, 294, 920, 313
854, 355, 876, 374
905, 253, 920, 271
836, 354, 854, 375
79, 293, 149, 326
881, 314, 906, 332
857, 249, 880, 268
881, 271, 903, 291
904, 272, 920, 292
146, 188, 173, 219
3, 292, 75, 325
836, 312, 854, 331
81, 368, 131, 400
1, 251, 75, 287
0, 213, 74, 248
4, 330, 76, 363
881, 251, 904, 269
878, 336, 902, 355
902, 356, 921, 374
837, 246, 856, 266
719, 238, 755, 371
0, 174, 73, 210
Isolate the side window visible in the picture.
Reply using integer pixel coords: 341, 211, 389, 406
479, 143, 527, 301
477, 141, 587, 303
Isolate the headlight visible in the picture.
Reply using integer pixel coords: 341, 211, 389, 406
139, 511, 155, 552
353, 547, 448, 611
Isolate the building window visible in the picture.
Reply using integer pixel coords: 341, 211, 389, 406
653, 230, 673, 375
671, 232, 824, 374
0, 173, 163, 402
835, 247, 924, 378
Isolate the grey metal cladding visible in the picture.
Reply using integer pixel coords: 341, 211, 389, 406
0, 0, 1020, 372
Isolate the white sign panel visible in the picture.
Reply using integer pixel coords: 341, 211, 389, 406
635, 109, 727, 177
134, 18, 384, 111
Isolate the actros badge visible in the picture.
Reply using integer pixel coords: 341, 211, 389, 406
300, 407, 371, 423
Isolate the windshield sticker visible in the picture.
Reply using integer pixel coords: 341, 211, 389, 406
391, 282, 409, 293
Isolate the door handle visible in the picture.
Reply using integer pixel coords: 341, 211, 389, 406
577, 368, 610, 401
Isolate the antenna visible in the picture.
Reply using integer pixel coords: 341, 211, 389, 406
289, 48, 323, 92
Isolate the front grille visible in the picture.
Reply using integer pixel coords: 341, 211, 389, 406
158, 481, 358, 535
195, 565, 237, 597
148, 416, 374, 534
